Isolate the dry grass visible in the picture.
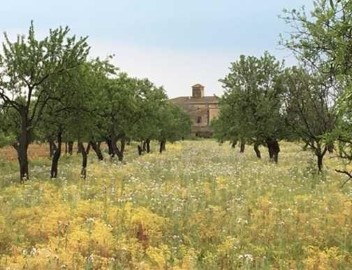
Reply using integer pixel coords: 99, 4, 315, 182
0, 144, 50, 161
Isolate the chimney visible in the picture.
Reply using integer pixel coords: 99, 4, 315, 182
192, 84, 204, 98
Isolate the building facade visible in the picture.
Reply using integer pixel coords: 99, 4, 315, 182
170, 84, 219, 137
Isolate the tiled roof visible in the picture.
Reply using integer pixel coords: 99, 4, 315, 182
192, 83, 204, 88
169, 96, 219, 104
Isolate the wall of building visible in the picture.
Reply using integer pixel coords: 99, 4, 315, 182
169, 84, 220, 137
184, 103, 219, 137
208, 105, 219, 123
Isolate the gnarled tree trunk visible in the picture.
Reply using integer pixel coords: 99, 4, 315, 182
106, 137, 114, 158
146, 138, 151, 153
266, 138, 280, 163
240, 139, 245, 153
89, 141, 104, 160
315, 144, 328, 172
50, 131, 62, 178
86, 142, 91, 155
13, 115, 30, 181
111, 136, 124, 161
68, 141, 74, 155
78, 142, 88, 179
14, 141, 29, 182
137, 145, 143, 156
253, 142, 261, 159
49, 139, 55, 158
159, 139, 166, 153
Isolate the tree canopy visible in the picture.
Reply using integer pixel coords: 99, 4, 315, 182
0, 22, 191, 181
214, 52, 284, 162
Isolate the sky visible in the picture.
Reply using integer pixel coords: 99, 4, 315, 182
1, 0, 313, 98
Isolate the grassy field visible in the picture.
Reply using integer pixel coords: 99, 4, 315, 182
0, 140, 351, 269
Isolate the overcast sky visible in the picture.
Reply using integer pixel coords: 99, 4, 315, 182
1, 1, 313, 98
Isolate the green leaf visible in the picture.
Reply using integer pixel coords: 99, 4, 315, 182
329, 0, 334, 8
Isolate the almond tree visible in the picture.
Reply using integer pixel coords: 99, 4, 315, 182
37, 58, 112, 178
154, 102, 191, 153
281, 67, 337, 171
130, 78, 169, 153
101, 73, 140, 161
0, 22, 89, 180
281, 0, 348, 171
218, 52, 285, 162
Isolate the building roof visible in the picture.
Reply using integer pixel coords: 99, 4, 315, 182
169, 96, 219, 104
192, 83, 204, 88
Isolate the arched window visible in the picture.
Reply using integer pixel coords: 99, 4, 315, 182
197, 116, 202, 123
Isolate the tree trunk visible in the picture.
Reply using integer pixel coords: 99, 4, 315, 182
266, 138, 280, 163
254, 143, 261, 159
106, 137, 114, 157
137, 145, 143, 155
146, 138, 151, 153
159, 140, 166, 153
49, 139, 56, 158
14, 116, 30, 181
240, 139, 245, 153
111, 136, 124, 161
231, 140, 237, 148
77, 140, 82, 154
78, 142, 87, 179
89, 141, 104, 160
115, 147, 124, 162
86, 142, 91, 155
50, 131, 62, 178
315, 145, 327, 172
68, 141, 74, 155
14, 142, 29, 181
317, 154, 323, 172
142, 140, 147, 152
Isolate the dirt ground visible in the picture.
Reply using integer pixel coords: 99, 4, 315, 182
0, 143, 53, 161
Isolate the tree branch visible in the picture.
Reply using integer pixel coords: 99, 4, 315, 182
0, 91, 22, 113
335, 169, 352, 188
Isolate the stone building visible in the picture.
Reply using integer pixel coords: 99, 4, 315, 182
170, 84, 219, 137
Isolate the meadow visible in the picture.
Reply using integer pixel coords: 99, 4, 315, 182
0, 140, 351, 269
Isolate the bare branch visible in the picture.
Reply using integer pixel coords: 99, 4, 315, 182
335, 169, 352, 187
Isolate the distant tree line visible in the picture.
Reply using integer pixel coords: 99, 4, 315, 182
0, 22, 191, 181
212, 0, 352, 176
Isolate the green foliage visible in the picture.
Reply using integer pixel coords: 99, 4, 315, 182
102, 74, 191, 147
215, 52, 285, 145
102, 73, 140, 138
155, 102, 192, 142
0, 22, 190, 176
0, 21, 90, 179
0, 105, 18, 147
130, 78, 169, 141
281, 0, 352, 74
0, 21, 90, 123
282, 67, 336, 140
0, 133, 16, 148
281, 0, 347, 170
